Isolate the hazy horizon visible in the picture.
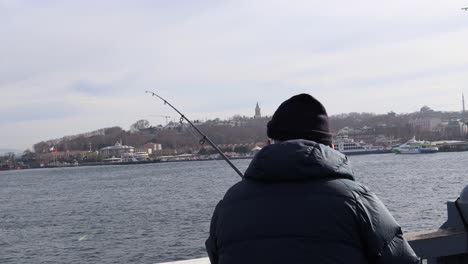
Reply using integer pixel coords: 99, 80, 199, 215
4, 104, 465, 153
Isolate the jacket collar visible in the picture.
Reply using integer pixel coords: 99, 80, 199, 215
244, 140, 354, 182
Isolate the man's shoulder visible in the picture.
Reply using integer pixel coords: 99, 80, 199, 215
222, 178, 371, 203
221, 179, 255, 201
312, 178, 372, 201
332, 178, 371, 194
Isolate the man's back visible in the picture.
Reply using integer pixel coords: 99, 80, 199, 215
214, 180, 368, 263
206, 140, 418, 264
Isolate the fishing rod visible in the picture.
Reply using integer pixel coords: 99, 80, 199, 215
145, 91, 244, 178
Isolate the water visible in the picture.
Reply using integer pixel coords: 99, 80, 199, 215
1, 152, 467, 264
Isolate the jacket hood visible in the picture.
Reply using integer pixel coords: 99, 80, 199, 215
244, 140, 354, 182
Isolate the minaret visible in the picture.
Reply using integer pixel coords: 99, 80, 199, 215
463, 93, 466, 121
254, 102, 261, 119
463, 93, 466, 114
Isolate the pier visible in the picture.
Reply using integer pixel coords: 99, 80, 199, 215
156, 186, 468, 264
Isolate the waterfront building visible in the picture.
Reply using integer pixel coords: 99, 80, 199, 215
99, 141, 134, 158
336, 126, 377, 144
37, 150, 91, 164
444, 120, 468, 140
143, 143, 162, 155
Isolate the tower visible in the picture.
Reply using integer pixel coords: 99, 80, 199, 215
254, 102, 261, 119
462, 93, 466, 121
463, 93, 466, 114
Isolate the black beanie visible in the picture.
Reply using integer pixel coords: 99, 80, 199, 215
267, 94, 332, 145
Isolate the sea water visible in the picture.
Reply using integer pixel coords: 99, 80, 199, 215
1, 152, 467, 263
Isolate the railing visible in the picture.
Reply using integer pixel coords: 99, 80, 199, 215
405, 186, 468, 264
406, 229, 468, 264
158, 258, 208, 264
157, 186, 468, 264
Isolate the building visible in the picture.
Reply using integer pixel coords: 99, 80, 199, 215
37, 150, 91, 165
375, 135, 401, 146
143, 143, 162, 155
99, 141, 134, 158
164, 121, 187, 130
408, 117, 442, 132
254, 102, 261, 119
444, 120, 468, 140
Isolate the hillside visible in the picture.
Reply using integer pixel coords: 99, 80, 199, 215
31, 107, 467, 153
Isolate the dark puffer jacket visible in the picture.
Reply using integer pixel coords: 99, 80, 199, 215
206, 140, 419, 264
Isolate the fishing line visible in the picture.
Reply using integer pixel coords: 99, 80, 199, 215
146, 91, 244, 178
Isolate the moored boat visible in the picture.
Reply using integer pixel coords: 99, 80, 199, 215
333, 135, 389, 155
392, 137, 438, 154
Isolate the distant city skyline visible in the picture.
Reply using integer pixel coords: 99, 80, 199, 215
1, 1, 468, 150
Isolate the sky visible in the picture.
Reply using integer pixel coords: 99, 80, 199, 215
1, 0, 468, 151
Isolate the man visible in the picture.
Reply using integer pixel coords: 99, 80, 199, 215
206, 94, 419, 264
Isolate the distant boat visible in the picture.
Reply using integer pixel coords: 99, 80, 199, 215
103, 157, 123, 163
121, 152, 150, 162
333, 135, 389, 155
392, 137, 439, 154
103, 152, 151, 164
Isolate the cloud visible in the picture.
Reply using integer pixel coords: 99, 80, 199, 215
69, 78, 139, 97
2, 0, 468, 149
71, 80, 111, 96
346, 63, 468, 89
0, 102, 80, 125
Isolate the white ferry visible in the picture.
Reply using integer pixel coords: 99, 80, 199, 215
103, 152, 150, 163
333, 135, 388, 155
392, 137, 438, 154
121, 152, 150, 162
102, 157, 123, 163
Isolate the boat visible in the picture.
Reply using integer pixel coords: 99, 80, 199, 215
102, 152, 151, 164
333, 135, 389, 155
102, 157, 123, 163
121, 152, 150, 162
392, 137, 439, 154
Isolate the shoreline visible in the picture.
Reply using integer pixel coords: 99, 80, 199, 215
0, 156, 256, 171
4, 147, 468, 171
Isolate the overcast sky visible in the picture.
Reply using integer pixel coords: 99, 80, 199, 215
1, 0, 468, 151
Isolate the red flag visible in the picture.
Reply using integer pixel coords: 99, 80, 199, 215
49, 146, 57, 152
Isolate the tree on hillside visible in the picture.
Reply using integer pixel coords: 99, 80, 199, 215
21, 149, 39, 167
105, 127, 124, 136
33, 141, 50, 153
21, 149, 34, 160
420, 106, 433, 113
130, 119, 150, 132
